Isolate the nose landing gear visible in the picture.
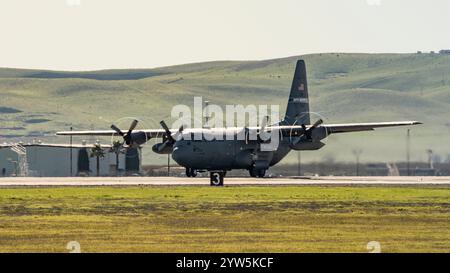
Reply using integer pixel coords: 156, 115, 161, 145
185, 168, 197, 177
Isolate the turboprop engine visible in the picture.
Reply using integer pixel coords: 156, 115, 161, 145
289, 119, 328, 150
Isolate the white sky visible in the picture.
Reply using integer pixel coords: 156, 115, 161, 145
0, 0, 449, 70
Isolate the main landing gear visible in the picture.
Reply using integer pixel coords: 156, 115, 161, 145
185, 168, 197, 177
249, 166, 266, 178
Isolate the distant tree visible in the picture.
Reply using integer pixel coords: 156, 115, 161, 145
90, 143, 105, 176
110, 140, 125, 175
77, 148, 90, 175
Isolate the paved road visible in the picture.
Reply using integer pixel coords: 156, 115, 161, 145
0, 176, 449, 187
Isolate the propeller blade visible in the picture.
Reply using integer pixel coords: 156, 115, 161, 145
298, 124, 307, 138
171, 125, 185, 141
160, 120, 175, 143
290, 137, 301, 146
160, 120, 170, 134
157, 142, 168, 153
111, 120, 139, 146
127, 119, 139, 135
110, 124, 125, 136
310, 119, 323, 130
302, 119, 323, 140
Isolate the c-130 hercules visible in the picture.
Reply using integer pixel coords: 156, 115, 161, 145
57, 60, 421, 185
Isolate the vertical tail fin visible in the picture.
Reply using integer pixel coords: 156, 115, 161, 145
282, 60, 310, 125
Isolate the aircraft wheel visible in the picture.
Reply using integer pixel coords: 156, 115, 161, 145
249, 167, 257, 177
257, 169, 266, 178
186, 168, 192, 177
190, 169, 197, 177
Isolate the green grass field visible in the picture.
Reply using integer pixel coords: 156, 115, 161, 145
1, 53, 450, 164
0, 186, 448, 253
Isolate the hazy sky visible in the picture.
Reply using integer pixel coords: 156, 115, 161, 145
0, 0, 449, 70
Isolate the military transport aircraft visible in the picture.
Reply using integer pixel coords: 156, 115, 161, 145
56, 60, 421, 184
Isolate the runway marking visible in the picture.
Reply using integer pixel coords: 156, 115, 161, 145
0, 176, 450, 187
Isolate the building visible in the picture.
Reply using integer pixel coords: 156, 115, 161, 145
439, 49, 450, 55
0, 143, 141, 177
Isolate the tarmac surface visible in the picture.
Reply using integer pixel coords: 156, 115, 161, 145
0, 176, 450, 187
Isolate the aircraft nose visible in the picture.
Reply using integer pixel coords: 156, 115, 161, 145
171, 146, 189, 166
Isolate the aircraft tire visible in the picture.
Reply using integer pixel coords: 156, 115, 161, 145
257, 169, 266, 178
186, 168, 192, 177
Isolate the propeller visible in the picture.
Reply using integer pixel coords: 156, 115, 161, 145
290, 118, 323, 147
110, 119, 139, 146
152, 121, 184, 154
303, 118, 323, 140
160, 120, 176, 144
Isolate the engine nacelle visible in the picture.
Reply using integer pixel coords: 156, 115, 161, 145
310, 127, 328, 141
129, 131, 148, 146
289, 127, 328, 150
290, 141, 325, 151
152, 143, 173, 154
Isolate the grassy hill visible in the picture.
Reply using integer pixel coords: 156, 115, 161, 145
0, 53, 449, 164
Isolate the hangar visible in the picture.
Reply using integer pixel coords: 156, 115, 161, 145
0, 142, 141, 177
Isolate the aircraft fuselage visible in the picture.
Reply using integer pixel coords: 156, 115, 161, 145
171, 138, 292, 171
169, 126, 324, 173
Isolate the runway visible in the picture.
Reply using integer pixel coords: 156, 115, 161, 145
0, 176, 450, 187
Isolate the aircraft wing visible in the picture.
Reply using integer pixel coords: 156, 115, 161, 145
322, 121, 422, 134
55, 121, 421, 138
56, 129, 167, 138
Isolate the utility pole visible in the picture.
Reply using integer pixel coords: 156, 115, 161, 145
427, 149, 434, 169
70, 126, 73, 177
406, 129, 410, 176
167, 154, 170, 176
352, 149, 362, 176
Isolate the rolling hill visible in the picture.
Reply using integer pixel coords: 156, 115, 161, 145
0, 53, 449, 164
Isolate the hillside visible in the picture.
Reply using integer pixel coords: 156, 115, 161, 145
0, 53, 449, 164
